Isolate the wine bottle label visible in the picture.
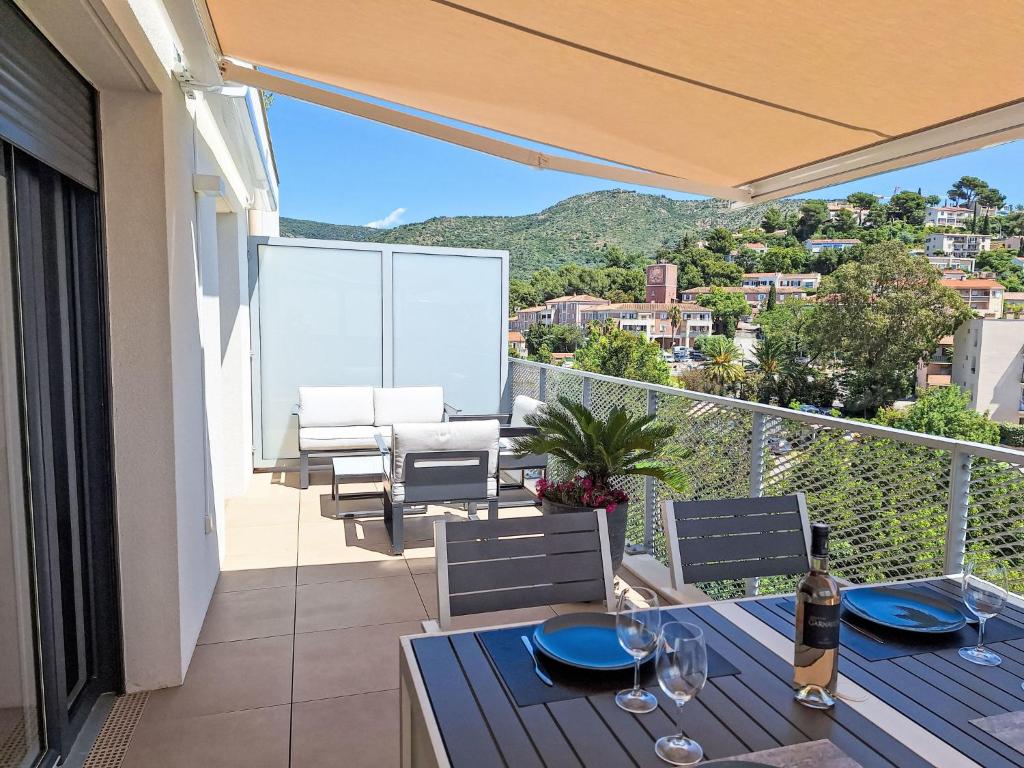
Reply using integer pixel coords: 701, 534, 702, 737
802, 603, 840, 649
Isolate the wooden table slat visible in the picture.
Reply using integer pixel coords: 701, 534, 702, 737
692, 678, 780, 753
588, 695, 676, 768
649, 687, 749, 760
546, 697, 638, 767
518, 706, 583, 768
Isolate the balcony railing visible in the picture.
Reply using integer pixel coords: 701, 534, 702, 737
508, 359, 1024, 598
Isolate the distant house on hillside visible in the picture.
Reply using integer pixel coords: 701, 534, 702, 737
925, 205, 972, 228
803, 238, 862, 253
927, 253, 976, 272
579, 302, 712, 348
507, 330, 527, 356
544, 294, 610, 325
508, 304, 552, 332
925, 232, 991, 258
941, 278, 1005, 318
680, 285, 809, 312
741, 272, 821, 290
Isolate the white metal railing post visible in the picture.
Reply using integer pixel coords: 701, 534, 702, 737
643, 389, 658, 554
745, 412, 768, 596
538, 366, 547, 401
943, 447, 973, 576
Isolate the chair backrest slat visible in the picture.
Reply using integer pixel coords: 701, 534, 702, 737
435, 510, 614, 629
401, 450, 489, 503
661, 494, 810, 589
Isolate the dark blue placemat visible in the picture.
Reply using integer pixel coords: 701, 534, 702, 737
777, 585, 1024, 662
478, 622, 740, 708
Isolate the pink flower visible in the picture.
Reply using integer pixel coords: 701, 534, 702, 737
606, 502, 617, 515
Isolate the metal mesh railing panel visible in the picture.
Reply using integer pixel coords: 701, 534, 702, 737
509, 362, 540, 401
965, 457, 1024, 593
762, 416, 950, 587
544, 367, 584, 407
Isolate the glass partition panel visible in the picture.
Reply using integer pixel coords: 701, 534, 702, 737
392, 251, 502, 414
257, 245, 383, 461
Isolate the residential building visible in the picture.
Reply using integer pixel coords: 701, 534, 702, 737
952, 319, 1024, 423
741, 272, 822, 290
679, 285, 810, 312
917, 335, 955, 390
941, 278, 1005, 318
803, 238, 862, 253
925, 232, 992, 258
645, 262, 679, 303
508, 330, 527, 356
941, 269, 968, 280
1005, 293, 1024, 317
924, 205, 972, 228
827, 200, 858, 219
544, 294, 610, 325
509, 304, 551, 332
739, 242, 769, 255
927, 253, 977, 272
991, 235, 1023, 253
579, 302, 712, 348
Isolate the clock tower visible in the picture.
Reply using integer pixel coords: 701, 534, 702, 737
646, 263, 678, 303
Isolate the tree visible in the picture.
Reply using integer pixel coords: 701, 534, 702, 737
875, 386, 999, 444
705, 227, 735, 256
820, 208, 860, 237
975, 250, 1023, 292
697, 287, 750, 338
525, 323, 583, 357
886, 191, 928, 225
947, 176, 988, 208
659, 245, 743, 289
761, 207, 786, 233
976, 186, 1007, 212
760, 246, 809, 273
574, 321, 673, 385
846, 192, 877, 222
757, 298, 812, 356
794, 200, 829, 241
747, 336, 791, 403
699, 336, 745, 394
602, 245, 649, 270
766, 283, 777, 311
804, 242, 974, 416
509, 278, 540, 311
667, 304, 683, 348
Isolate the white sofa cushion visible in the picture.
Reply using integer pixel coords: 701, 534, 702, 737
298, 386, 375, 428
373, 386, 444, 426
390, 420, 499, 482
299, 425, 391, 452
510, 395, 546, 427
390, 478, 496, 503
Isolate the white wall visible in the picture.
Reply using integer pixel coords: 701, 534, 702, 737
21, 0, 277, 689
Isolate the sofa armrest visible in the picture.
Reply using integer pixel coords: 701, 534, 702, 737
443, 402, 461, 420
448, 412, 512, 425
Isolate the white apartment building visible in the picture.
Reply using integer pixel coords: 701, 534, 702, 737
925, 206, 972, 228
925, 232, 992, 258
941, 279, 1005, 318
927, 253, 977, 272
579, 302, 712, 348
952, 319, 1024, 424
803, 238, 862, 253
741, 272, 822, 290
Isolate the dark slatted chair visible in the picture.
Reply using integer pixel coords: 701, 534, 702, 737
661, 494, 811, 596
431, 510, 615, 631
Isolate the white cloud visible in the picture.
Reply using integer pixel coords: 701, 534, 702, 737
364, 207, 407, 229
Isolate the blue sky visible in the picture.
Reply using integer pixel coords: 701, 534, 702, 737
267, 93, 1024, 228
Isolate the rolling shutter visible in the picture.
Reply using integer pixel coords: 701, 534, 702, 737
0, 0, 97, 190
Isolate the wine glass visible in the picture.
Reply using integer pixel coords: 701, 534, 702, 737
654, 621, 708, 766
615, 588, 661, 713
959, 558, 1008, 667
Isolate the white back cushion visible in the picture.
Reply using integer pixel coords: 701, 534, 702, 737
510, 395, 546, 427
391, 419, 499, 482
374, 386, 444, 426
298, 386, 374, 427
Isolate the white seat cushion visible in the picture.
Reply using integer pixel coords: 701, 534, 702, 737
373, 386, 444, 426
510, 395, 546, 427
299, 425, 391, 451
390, 420, 499, 482
390, 478, 497, 503
298, 386, 375, 427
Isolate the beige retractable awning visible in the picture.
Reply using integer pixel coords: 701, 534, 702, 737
203, 0, 1024, 203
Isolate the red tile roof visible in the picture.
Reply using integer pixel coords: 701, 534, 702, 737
942, 279, 1005, 289
544, 294, 609, 304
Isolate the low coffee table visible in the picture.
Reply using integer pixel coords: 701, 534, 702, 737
329, 454, 387, 519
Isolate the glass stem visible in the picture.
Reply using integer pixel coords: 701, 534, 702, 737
977, 617, 987, 650
676, 700, 685, 740
632, 657, 641, 694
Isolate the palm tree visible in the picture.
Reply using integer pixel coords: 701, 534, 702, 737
667, 305, 683, 350
747, 336, 793, 403
700, 336, 745, 394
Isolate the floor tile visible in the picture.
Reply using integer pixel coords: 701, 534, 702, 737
297, 558, 410, 585
216, 566, 296, 593
404, 554, 435, 574
412, 571, 439, 616
145, 635, 293, 718
290, 691, 399, 768
225, 497, 299, 528
225, 524, 298, 560
292, 621, 422, 701
198, 586, 295, 644
122, 705, 290, 768
295, 575, 426, 633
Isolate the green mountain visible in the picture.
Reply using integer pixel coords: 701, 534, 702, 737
279, 189, 811, 278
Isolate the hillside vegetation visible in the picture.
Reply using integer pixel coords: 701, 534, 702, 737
279, 189, 807, 278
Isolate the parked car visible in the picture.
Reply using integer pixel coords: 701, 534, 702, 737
662, 351, 675, 363
768, 437, 792, 455
798, 404, 831, 416
689, 350, 707, 362
673, 348, 690, 362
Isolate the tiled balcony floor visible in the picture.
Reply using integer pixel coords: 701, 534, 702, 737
117, 470, 608, 768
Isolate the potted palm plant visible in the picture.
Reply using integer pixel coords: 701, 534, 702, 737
513, 395, 688, 571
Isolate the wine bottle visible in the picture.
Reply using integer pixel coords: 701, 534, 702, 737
793, 522, 840, 709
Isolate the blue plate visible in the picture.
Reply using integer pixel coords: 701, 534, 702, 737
843, 587, 967, 634
532, 612, 653, 670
